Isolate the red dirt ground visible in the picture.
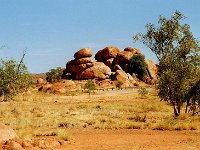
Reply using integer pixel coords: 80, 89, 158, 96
58, 129, 200, 150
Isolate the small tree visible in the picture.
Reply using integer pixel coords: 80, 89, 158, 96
134, 11, 200, 116
129, 54, 148, 79
84, 80, 96, 96
46, 67, 63, 83
0, 55, 32, 101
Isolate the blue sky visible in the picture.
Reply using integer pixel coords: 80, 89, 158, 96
0, 0, 199, 73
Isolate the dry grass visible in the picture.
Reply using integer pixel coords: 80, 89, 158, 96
0, 88, 200, 140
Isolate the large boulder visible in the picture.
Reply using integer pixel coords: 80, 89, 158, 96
0, 124, 18, 144
73, 57, 94, 65
124, 47, 141, 54
74, 48, 92, 59
114, 51, 134, 66
76, 62, 112, 80
95, 46, 120, 61
66, 60, 93, 73
145, 59, 158, 81
115, 70, 137, 87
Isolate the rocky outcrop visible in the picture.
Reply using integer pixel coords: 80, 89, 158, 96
115, 70, 137, 87
74, 48, 92, 59
95, 46, 120, 61
61, 46, 158, 86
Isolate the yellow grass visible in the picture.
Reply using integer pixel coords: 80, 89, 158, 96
0, 88, 200, 140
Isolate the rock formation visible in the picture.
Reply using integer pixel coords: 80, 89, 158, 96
62, 46, 158, 87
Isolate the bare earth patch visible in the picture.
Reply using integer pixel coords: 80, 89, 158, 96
59, 129, 200, 150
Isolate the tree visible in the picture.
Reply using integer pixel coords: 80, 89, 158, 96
186, 79, 200, 115
46, 67, 63, 83
84, 80, 95, 96
0, 52, 32, 101
129, 54, 148, 80
134, 11, 200, 116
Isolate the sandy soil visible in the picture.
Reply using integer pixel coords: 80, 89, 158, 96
58, 129, 200, 150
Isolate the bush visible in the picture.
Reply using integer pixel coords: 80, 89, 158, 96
0, 59, 32, 101
84, 80, 95, 95
46, 67, 63, 83
138, 87, 149, 98
129, 54, 148, 79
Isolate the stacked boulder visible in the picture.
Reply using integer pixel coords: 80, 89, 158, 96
63, 46, 158, 87
64, 48, 111, 80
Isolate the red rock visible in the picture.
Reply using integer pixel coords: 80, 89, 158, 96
104, 58, 114, 69
114, 64, 123, 71
76, 62, 111, 80
145, 59, 158, 81
73, 57, 94, 65
74, 48, 92, 59
0, 124, 18, 144
124, 47, 141, 54
95, 46, 120, 61
115, 70, 137, 87
114, 51, 134, 66
4, 140, 23, 150
66, 60, 93, 73
33, 137, 61, 149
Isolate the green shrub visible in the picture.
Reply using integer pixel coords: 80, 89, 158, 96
46, 67, 63, 83
84, 80, 96, 95
129, 55, 148, 78
0, 59, 32, 101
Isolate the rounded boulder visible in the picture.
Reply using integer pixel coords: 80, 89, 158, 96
74, 48, 92, 59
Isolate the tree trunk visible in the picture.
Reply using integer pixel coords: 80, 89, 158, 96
185, 98, 190, 113
173, 105, 179, 117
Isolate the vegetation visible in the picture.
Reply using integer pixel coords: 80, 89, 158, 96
84, 80, 96, 95
1, 90, 199, 141
186, 80, 200, 115
46, 67, 63, 83
138, 87, 149, 98
0, 53, 32, 101
134, 11, 200, 116
129, 54, 148, 79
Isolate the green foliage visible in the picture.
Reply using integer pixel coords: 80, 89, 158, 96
84, 80, 96, 95
138, 87, 149, 98
0, 59, 32, 101
134, 11, 200, 116
46, 67, 63, 83
129, 54, 148, 78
